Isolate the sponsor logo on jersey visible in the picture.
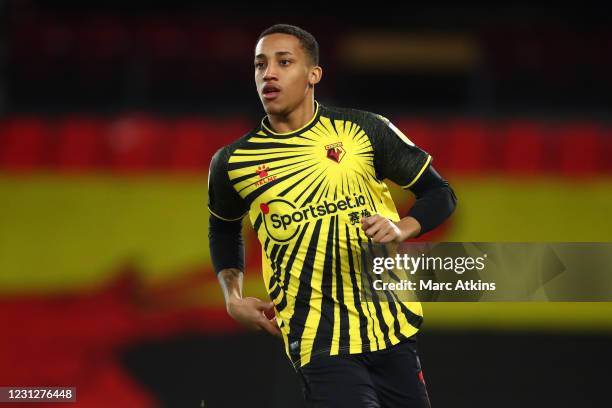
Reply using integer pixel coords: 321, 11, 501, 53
260, 194, 367, 242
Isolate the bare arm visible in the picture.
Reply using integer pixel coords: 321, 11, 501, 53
217, 268, 281, 337
218, 267, 244, 305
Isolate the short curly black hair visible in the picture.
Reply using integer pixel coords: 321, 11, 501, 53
256, 24, 319, 66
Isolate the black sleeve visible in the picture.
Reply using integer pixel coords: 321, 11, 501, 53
207, 147, 248, 221
369, 114, 432, 189
208, 215, 245, 273
407, 165, 457, 237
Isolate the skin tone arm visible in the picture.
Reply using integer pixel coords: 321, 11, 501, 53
361, 215, 421, 243
218, 268, 282, 337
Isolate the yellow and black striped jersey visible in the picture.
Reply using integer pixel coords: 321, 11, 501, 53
208, 100, 432, 367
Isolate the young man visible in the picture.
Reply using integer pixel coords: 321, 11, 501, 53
208, 24, 456, 408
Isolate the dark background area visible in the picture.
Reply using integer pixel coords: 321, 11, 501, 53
2, 2, 611, 117
122, 330, 611, 407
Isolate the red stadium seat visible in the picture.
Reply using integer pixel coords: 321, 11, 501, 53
106, 115, 168, 172
445, 119, 490, 175
500, 121, 547, 175
55, 117, 106, 171
603, 125, 612, 174
213, 119, 253, 152
556, 122, 602, 176
0, 117, 49, 171
167, 118, 218, 172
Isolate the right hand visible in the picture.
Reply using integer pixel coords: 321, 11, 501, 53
227, 296, 282, 337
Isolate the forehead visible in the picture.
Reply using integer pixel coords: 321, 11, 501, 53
255, 33, 304, 58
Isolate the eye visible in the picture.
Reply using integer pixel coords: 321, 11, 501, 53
279, 59, 291, 66
254, 62, 264, 69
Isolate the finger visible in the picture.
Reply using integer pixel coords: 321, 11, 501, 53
263, 302, 276, 319
365, 218, 389, 237
361, 214, 381, 228
363, 218, 383, 236
377, 233, 395, 243
259, 316, 282, 337
257, 301, 273, 311
252, 298, 269, 311
372, 225, 391, 242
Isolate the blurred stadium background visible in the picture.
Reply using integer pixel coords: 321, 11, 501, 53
0, 2, 611, 407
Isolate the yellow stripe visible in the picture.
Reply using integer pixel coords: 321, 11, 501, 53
261, 100, 320, 135
208, 206, 246, 222
401, 155, 432, 189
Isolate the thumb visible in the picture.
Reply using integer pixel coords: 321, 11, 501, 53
263, 301, 276, 319
251, 298, 268, 311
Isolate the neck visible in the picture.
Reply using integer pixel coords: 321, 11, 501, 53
267, 97, 316, 134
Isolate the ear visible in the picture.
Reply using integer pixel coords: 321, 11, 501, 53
308, 66, 323, 87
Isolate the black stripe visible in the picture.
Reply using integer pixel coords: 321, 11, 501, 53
278, 167, 319, 198
301, 173, 327, 206
244, 166, 312, 205
227, 154, 304, 171
287, 219, 323, 364
242, 141, 309, 149
346, 224, 369, 353
355, 227, 382, 350
276, 224, 309, 313
330, 119, 339, 134
316, 183, 330, 204
231, 148, 305, 156
272, 244, 288, 290
359, 178, 378, 213
238, 161, 318, 194
389, 290, 424, 330
269, 244, 289, 305
269, 244, 280, 268
264, 237, 270, 253
258, 131, 315, 140
311, 216, 337, 357
270, 282, 282, 300
275, 244, 289, 280
253, 214, 262, 232
276, 294, 287, 312
230, 158, 314, 185
373, 253, 407, 343
363, 239, 393, 348
335, 216, 350, 351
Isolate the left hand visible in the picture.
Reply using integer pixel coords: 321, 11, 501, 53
361, 214, 421, 243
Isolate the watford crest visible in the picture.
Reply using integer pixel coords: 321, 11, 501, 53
325, 142, 346, 163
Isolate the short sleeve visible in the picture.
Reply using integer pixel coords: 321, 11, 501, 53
370, 114, 432, 189
207, 147, 248, 221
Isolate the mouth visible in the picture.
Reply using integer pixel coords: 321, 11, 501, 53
262, 84, 281, 100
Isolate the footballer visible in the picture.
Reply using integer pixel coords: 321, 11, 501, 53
208, 24, 457, 408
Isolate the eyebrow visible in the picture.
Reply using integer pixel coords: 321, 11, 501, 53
255, 51, 294, 59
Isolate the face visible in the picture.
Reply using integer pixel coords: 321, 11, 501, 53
254, 33, 321, 116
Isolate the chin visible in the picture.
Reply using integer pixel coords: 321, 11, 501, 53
262, 101, 288, 116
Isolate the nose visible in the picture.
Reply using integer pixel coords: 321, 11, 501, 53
263, 64, 278, 81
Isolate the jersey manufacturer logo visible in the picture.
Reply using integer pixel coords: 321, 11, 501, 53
325, 142, 346, 163
256, 165, 270, 178
255, 164, 277, 187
